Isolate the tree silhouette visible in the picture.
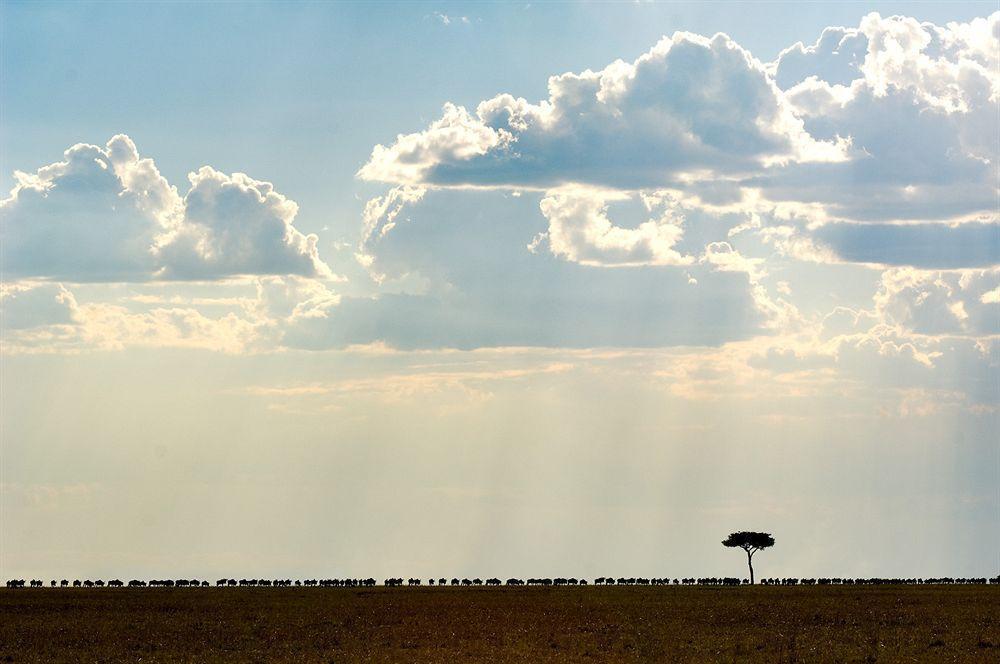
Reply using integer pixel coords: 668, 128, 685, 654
722, 531, 774, 584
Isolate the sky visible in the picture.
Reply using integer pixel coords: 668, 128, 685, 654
1, 1, 998, 581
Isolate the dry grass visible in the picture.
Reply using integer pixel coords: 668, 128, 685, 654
1, 586, 998, 662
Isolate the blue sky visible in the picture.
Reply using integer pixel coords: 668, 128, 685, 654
1, 1, 998, 580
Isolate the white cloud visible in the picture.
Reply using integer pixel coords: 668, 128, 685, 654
537, 188, 694, 267
432, 12, 470, 26
764, 12, 999, 224
72, 302, 261, 354
158, 167, 330, 280
859, 12, 998, 112
358, 31, 846, 191
701, 240, 764, 278
0, 136, 177, 280
1, 136, 333, 282
773, 12, 999, 110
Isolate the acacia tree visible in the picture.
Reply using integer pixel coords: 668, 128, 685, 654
722, 531, 774, 584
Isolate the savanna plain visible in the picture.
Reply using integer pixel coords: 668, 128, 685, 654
1, 585, 998, 662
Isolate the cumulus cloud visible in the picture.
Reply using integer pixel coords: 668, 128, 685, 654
1, 136, 332, 282
764, 12, 999, 224
359, 31, 846, 191
0, 136, 177, 280
157, 167, 330, 279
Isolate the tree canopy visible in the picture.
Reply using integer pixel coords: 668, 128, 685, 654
722, 532, 775, 551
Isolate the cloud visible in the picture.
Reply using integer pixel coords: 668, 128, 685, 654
157, 167, 330, 280
251, 275, 341, 333
71, 302, 261, 354
765, 80, 996, 223
858, 12, 998, 112
0, 136, 176, 281
0, 276, 341, 355
771, 25, 869, 89
872, 267, 999, 336
773, 12, 999, 109
357, 185, 426, 276
358, 31, 845, 191
699, 240, 801, 331
432, 12, 470, 26
535, 188, 694, 267
762, 13, 999, 224
242, 361, 572, 412
1, 136, 332, 282
813, 222, 999, 269
0, 281, 77, 331
309, 189, 772, 350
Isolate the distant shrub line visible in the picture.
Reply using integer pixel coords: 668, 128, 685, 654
6, 576, 999, 589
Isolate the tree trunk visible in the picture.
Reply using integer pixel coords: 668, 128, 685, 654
746, 550, 755, 585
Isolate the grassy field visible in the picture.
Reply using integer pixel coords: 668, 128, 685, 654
1, 586, 998, 662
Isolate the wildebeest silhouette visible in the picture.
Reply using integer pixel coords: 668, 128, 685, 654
7, 574, 999, 590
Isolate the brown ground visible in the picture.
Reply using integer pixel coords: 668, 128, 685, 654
1, 586, 997, 662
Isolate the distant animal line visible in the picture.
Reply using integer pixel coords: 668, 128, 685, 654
6, 576, 999, 589
14, 531, 993, 589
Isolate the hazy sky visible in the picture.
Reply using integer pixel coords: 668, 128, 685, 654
1, 1, 997, 581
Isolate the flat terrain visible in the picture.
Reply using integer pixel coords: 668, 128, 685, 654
1, 586, 997, 662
